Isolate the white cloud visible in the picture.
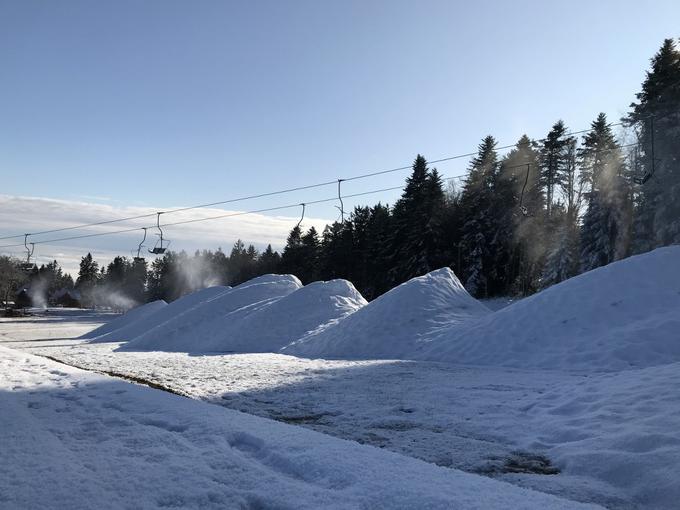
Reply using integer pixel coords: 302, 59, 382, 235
0, 194, 331, 276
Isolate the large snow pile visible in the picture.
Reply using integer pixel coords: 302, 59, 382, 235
79, 300, 167, 339
120, 274, 302, 352
88, 286, 230, 343
283, 268, 490, 359
176, 279, 367, 353
420, 246, 680, 371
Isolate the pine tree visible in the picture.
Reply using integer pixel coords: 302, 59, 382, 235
459, 137, 498, 296
364, 203, 393, 299
76, 253, 100, 307
389, 155, 447, 286
299, 227, 321, 283
500, 135, 545, 294
542, 217, 580, 287
257, 244, 281, 275
579, 113, 632, 271
319, 221, 353, 282
537, 122, 582, 287
539, 121, 576, 218
127, 257, 147, 304
625, 38, 680, 249
146, 253, 173, 301
280, 226, 305, 278
347, 206, 372, 294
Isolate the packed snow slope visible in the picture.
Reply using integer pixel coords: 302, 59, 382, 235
88, 286, 230, 343
0, 347, 602, 510
137, 279, 367, 354
283, 268, 490, 359
79, 299, 167, 340
120, 274, 302, 353
421, 246, 680, 371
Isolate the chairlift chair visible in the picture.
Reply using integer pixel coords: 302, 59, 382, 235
633, 171, 653, 185
133, 227, 148, 262
19, 235, 35, 271
149, 212, 170, 255
632, 116, 658, 186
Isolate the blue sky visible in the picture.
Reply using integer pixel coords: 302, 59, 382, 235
1, 0, 678, 271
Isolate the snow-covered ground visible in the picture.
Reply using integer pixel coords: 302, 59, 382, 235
2, 248, 679, 508
0, 310, 672, 509
3, 344, 603, 509
0, 347, 604, 509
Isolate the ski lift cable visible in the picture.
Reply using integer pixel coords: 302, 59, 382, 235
0, 140, 639, 252
0, 119, 642, 242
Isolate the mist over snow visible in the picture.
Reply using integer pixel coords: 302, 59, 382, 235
0, 194, 330, 275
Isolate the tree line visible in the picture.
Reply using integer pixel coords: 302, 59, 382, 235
2, 38, 679, 307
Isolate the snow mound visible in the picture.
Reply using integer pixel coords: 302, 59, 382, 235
88, 286, 230, 343
80, 300, 167, 339
184, 279, 368, 353
283, 268, 490, 359
421, 246, 680, 371
119, 274, 302, 352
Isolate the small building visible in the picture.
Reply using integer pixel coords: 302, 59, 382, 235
50, 288, 82, 308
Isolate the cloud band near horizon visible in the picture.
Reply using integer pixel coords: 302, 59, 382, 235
0, 194, 331, 276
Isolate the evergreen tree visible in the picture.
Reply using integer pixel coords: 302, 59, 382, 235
363, 203, 393, 299
579, 113, 632, 271
75, 253, 100, 307
229, 240, 258, 285
501, 135, 545, 294
127, 258, 148, 304
542, 209, 580, 288
538, 122, 581, 286
319, 221, 354, 282
348, 206, 372, 294
459, 137, 498, 296
257, 244, 281, 275
389, 155, 446, 286
539, 121, 576, 218
280, 226, 306, 278
299, 227, 321, 283
625, 38, 680, 249
146, 253, 173, 302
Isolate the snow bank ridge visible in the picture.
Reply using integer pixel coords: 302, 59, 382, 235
283, 267, 490, 359
88, 286, 230, 343
421, 246, 680, 371
119, 274, 303, 352
81, 300, 167, 340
